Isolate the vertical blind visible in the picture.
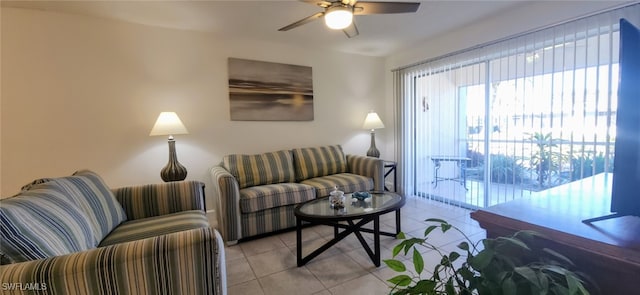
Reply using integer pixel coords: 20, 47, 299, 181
393, 3, 640, 208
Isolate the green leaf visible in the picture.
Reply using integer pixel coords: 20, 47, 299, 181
413, 248, 424, 275
576, 281, 590, 295
403, 238, 427, 255
496, 271, 508, 283
433, 265, 441, 280
565, 273, 589, 295
396, 231, 406, 240
444, 277, 455, 295
449, 251, 461, 262
441, 223, 452, 232
567, 276, 580, 294
541, 264, 568, 276
458, 266, 475, 281
537, 272, 549, 293
470, 249, 494, 270
514, 229, 546, 240
413, 280, 437, 293
542, 248, 574, 266
501, 277, 517, 295
482, 238, 496, 250
388, 275, 413, 287
383, 259, 407, 272
423, 225, 439, 237
457, 241, 469, 251
496, 236, 531, 251
440, 255, 451, 266
425, 218, 448, 224
551, 285, 569, 294
393, 242, 405, 257
515, 266, 541, 288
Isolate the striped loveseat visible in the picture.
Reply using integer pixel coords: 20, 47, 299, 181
211, 145, 384, 244
0, 170, 226, 295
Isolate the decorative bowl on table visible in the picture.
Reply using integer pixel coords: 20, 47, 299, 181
352, 191, 371, 200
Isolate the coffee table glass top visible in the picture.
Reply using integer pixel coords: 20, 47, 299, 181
296, 192, 404, 220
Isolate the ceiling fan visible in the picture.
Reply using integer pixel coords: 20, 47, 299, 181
278, 0, 420, 38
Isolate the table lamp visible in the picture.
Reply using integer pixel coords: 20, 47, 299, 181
149, 112, 189, 182
362, 111, 385, 158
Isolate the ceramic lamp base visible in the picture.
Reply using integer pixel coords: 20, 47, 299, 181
161, 139, 187, 182
366, 131, 380, 158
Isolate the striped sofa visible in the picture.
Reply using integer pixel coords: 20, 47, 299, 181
211, 145, 384, 244
0, 170, 226, 295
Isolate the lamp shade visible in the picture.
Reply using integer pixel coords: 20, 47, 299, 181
324, 6, 353, 30
149, 112, 189, 136
362, 111, 385, 130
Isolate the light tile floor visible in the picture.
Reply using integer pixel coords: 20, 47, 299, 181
224, 196, 487, 295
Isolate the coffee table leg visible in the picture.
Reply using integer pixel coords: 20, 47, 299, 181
296, 218, 302, 267
374, 216, 381, 267
395, 209, 402, 235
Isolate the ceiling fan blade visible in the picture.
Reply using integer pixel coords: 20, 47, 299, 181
278, 12, 324, 31
342, 21, 359, 38
302, 0, 332, 8
354, 2, 420, 15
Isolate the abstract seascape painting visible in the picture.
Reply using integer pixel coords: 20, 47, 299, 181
228, 58, 314, 121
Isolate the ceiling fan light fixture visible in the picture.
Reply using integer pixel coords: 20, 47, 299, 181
324, 6, 353, 30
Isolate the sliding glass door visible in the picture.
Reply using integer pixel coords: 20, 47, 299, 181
394, 4, 639, 208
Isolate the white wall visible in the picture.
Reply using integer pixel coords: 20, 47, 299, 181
0, 8, 388, 205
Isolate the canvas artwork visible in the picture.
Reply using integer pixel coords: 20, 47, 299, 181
228, 58, 314, 121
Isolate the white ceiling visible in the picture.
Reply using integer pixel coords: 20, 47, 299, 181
1, 0, 529, 57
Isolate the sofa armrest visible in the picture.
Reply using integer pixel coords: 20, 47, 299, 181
112, 180, 205, 220
210, 166, 242, 243
346, 154, 385, 192
0, 227, 226, 295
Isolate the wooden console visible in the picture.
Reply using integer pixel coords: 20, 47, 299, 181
470, 174, 640, 294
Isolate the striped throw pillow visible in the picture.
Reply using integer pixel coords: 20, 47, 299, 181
292, 145, 347, 181
0, 182, 96, 264
223, 150, 296, 189
48, 170, 128, 244
22, 170, 128, 245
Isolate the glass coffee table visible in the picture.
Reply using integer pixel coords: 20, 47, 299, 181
294, 191, 405, 267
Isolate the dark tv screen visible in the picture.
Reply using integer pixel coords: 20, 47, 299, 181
611, 18, 640, 217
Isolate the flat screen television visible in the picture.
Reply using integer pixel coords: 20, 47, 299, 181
585, 18, 640, 223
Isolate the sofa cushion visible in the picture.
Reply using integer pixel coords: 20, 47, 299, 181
112, 180, 205, 220
99, 210, 209, 246
292, 145, 347, 181
223, 150, 296, 189
241, 205, 298, 239
301, 173, 373, 197
0, 183, 96, 264
239, 183, 316, 213
26, 170, 128, 245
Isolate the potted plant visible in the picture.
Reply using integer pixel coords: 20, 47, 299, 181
527, 132, 569, 188
384, 218, 593, 295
